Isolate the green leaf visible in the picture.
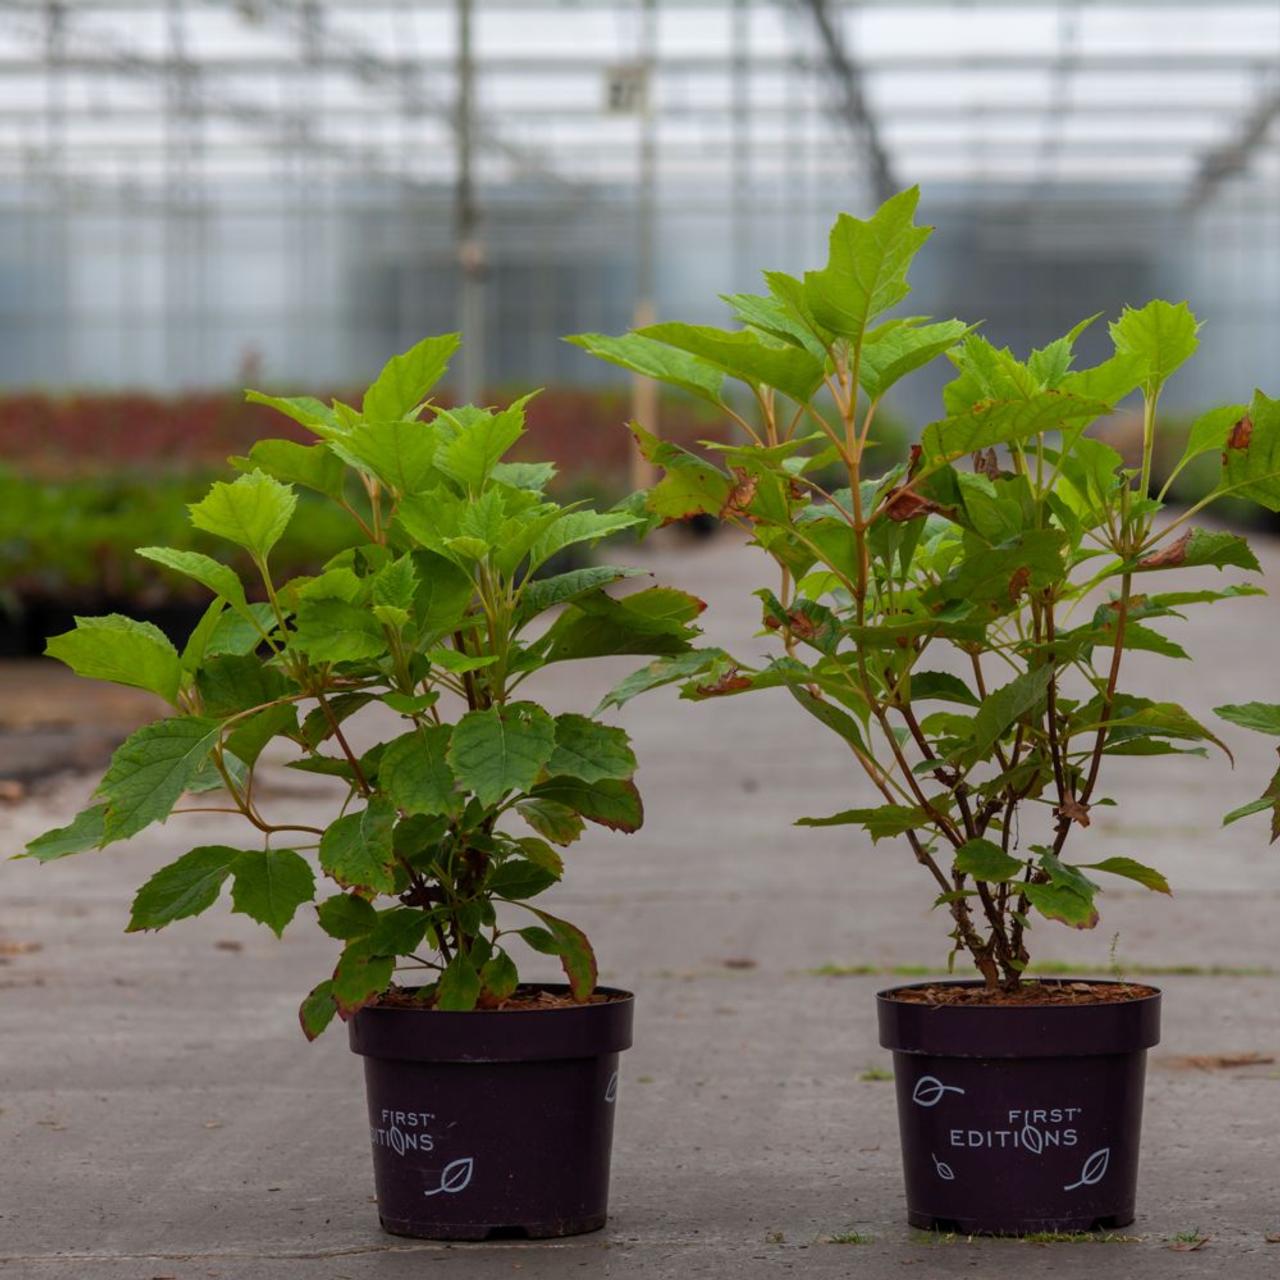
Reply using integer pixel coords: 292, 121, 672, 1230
207, 603, 278, 657
532, 586, 702, 667
1133, 527, 1260, 574
926, 530, 1065, 607
436, 952, 482, 1011
319, 797, 398, 894
1079, 857, 1171, 895
232, 438, 346, 500
1172, 404, 1246, 473
527, 908, 597, 999
493, 460, 557, 491
548, 714, 636, 783
339, 420, 439, 496
362, 333, 459, 422
136, 547, 249, 617
373, 554, 418, 612
722, 289, 827, 358
631, 423, 732, 523
332, 942, 394, 1016
1214, 702, 1280, 736
784, 682, 867, 753
23, 804, 107, 862
368, 907, 431, 957
565, 331, 725, 407
530, 776, 643, 832
189, 470, 297, 562
488, 857, 559, 900
1220, 389, 1280, 512
229, 848, 315, 936
435, 400, 527, 493
316, 892, 378, 940
1108, 299, 1199, 393
528, 510, 646, 572
127, 846, 237, 931
802, 186, 930, 341
638, 321, 826, 403
1056, 351, 1145, 405
595, 649, 727, 713
954, 838, 1024, 882
1023, 881, 1099, 929
447, 703, 556, 807
245, 391, 339, 432
380, 726, 460, 817
859, 318, 971, 401
922, 392, 1110, 463
516, 798, 585, 846
97, 717, 220, 842
907, 671, 979, 708
299, 979, 338, 1040
796, 804, 929, 842
967, 666, 1054, 758
480, 951, 520, 1001
45, 614, 182, 705
408, 550, 475, 637
291, 598, 385, 663
517, 565, 649, 625
195, 654, 291, 717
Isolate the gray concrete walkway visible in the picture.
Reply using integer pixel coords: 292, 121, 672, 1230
4, 530, 1280, 1278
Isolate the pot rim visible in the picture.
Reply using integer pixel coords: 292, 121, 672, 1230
877, 978, 1161, 1058
876, 976, 1162, 1005
349, 982, 634, 1063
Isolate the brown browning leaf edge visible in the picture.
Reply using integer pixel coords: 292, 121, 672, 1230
889, 980, 1159, 1008
372, 983, 622, 1013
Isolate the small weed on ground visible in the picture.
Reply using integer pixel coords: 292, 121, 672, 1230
858, 1066, 893, 1082
824, 1230, 873, 1244
1168, 1230, 1211, 1251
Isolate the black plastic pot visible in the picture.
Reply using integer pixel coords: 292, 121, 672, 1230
878, 980, 1161, 1235
348, 985, 633, 1240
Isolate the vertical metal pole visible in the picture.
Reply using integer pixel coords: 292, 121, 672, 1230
731, 0, 750, 288
456, 0, 485, 404
630, 0, 658, 490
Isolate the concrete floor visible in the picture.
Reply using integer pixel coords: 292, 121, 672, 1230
4, 530, 1280, 1278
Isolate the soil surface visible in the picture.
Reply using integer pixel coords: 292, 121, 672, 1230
374, 983, 624, 1012
889, 979, 1160, 1007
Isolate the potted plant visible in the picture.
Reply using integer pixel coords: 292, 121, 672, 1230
22, 334, 704, 1240
570, 187, 1279, 1234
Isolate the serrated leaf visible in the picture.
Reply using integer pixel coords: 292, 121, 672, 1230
189, 470, 297, 561
1079, 856, 1171, 895
332, 941, 394, 1015
954, 838, 1024, 882
565, 331, 725, 407
1023, 881, 1099, 929
436, 952, 482, 1010
1173, 404, 1246, 473
595, 649, 727, 713
1108, 299, 1199, 393
859, 318, 971, 401
530, 776, 643, 832
802, 186, 930, 341
136, 547, 249, 617
373, 554, 418, 612
245, 391, 339, 432
127, 846, 237, 931
630, 422, 732, 523
528, 510, 646, 572
528, 908, 597, 999
291, 598, 385, 663
488, 857, 559, 900
233, 437, 347, 500
368, 906, 431, 957
516, 798, 585, 846
299, 979, 338, 1040
967, 666, 1053, 759
1133, 527, 1260, 574
1214, 702, 1280, 736
380, 726, 460, 817
316, 892, 378, 940
1220, 390, 1280, 512
638, 321, 826, 403
447, 703, 556, 807
97, 717, 220, 842
229, 848, 315, 936
548, 714, 636, 783
435, 400, 527, 493
517, 565, 649, 626
45, 614, 182, 705
480, 950, 520, 1001
362, 332, 459, 422
340, 420, 439, 496
319, 797, 398, 894
23, 804, 107, 862
922, 392, 1110, 463
796, 804, 928, 841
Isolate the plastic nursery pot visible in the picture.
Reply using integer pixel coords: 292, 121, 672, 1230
348, 984, 633, 1240
877, 980, 1161, 1236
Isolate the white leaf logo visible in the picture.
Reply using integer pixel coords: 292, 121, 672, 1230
1063, 1147, 1110, 1191
931, 1153, 956, 1182
912, 1075, 965, 1108
604, 1071, 618, 1103
423, 1156, 475, 1197
1020, 1123, 1043, 1155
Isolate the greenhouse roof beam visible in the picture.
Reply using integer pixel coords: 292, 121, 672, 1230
1186, 86, 1280, 208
